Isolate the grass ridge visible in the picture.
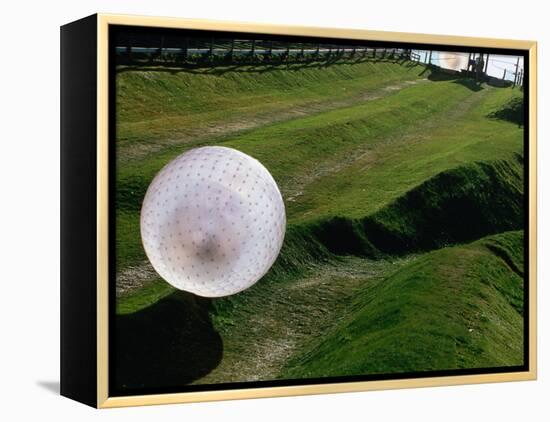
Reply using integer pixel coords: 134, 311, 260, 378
280, 230, 525, 378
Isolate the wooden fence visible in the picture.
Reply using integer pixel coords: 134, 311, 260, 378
115, 38, 417, 66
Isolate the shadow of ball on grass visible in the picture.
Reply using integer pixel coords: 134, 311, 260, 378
114, 290, 223, 392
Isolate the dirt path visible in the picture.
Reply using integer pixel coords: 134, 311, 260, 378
284, 85, 493, 205
118, 78, 427, 162
194, 256, 415, 384
116, 262, 159, 296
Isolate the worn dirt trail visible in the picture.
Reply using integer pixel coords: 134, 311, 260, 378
117, 78, 427, 162
194, 257, 414, 384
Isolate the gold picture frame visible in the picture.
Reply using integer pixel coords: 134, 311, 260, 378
60, 13, 537, 408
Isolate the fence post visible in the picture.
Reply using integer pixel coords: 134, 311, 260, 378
183, 37, 188, 63
209, 36, 214, 61
160, 35, 165, 62
513, 56, 520, 87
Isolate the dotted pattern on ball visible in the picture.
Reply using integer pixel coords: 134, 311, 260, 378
140, 146, 286, 297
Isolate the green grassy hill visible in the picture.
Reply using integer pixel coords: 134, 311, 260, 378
116, 60, 424, 147
113, 58, 525, 390
281, 230, 525, 379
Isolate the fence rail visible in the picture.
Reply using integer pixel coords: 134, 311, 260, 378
115, 39, 416, 67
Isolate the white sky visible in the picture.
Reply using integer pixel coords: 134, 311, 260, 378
414, 50, 524, 81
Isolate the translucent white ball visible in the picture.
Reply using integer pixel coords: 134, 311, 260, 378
140, 146, 286, 297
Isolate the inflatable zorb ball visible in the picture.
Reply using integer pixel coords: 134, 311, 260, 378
140, 146, 286, 297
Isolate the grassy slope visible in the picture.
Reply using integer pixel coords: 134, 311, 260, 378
116, 63, 523, 274
116, 155, 524, 316
195, 156, 525, 383
116, 60, 427, 272
116, 60, 422, 145
113, 60, 525, 383
281, 231, 525, 378
360, 155, 524, 253
285, 83, 523, 221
